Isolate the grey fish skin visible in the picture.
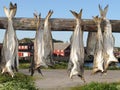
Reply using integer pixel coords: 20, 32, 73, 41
103, 19, 118, 71
0, 3, 18, 77
92, 16, 104, 74
68, 10, 85, 82
43, 10, 54, 67
99, 5, 118, 72
30, 13, 44, 76
86, 32, 96, 59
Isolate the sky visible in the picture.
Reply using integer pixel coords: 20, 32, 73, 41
0, 0, 120, 47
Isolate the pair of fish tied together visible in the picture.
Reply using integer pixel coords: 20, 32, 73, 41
0, 2, 18, 77
87, 5, 118, 74
30, 10, 54, 76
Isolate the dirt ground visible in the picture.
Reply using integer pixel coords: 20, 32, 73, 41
19, 69, 120, 90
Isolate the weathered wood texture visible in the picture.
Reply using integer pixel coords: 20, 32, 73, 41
0, 17, 120, 32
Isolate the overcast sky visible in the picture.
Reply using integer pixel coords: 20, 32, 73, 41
0, 0, 120, 47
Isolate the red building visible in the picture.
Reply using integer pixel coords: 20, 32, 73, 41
0, 42, 71, 59
53, 42, 70, 56
18, 43, 33, 57
19, 42, 71, 57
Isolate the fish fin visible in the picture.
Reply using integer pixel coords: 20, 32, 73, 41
2, 66, 14, 77
30, 67, 34, 76
81, 76, 86, 83
104, 57, 118, 71
78, 75, 86, 83
99, 4, 108, 19
37, 67, 44, 77
70, 9, 82, 19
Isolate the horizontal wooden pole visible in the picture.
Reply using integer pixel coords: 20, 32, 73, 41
0, 17, 120, 32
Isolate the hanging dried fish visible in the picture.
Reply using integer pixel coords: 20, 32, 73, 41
99, 5, 118, 72
92, 16, 104, 74
86, 32, 96, 60
30, 12, 44, 76
68, 9, 85, 82
42, 10, 54, 67
0, 2, 19, 77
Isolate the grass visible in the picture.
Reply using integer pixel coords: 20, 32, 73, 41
19, 60, 120, 70
50, 62, 68, 69
19, 62, 30, 69
19, 60, 68, 69
0, 73, 38, 90
5, 60, 120, 90
70, 82, 120, 90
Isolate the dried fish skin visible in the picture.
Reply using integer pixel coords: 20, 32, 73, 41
30, 13, 45, 76
0, 3, 18, 77
86, 32, 96, 60
68, 10, 85, 82
99, 5, 118, 71
103, 19, 118, 71
92, 16, 104, 74
43, 10, 54, 67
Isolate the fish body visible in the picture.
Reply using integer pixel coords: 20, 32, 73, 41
103, 19, 118, 71
30, 10, 54, 76
0, 3, 18, 77
42, 10, 54, 66
30, 13, 44, 76
92, 16, 104, 74
68, 10, 85, 82
86, 32, 96, 59
99, 5, 118, 71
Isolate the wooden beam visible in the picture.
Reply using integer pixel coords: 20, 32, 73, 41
0, 17, 120, 32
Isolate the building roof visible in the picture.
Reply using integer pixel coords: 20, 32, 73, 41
54, 42, 70, 50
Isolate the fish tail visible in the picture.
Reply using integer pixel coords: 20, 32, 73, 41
99, 4, 109, 19
4, 2, 17, 19
45, 10, 53, 21
92, 16, 102, 24
33, 11, 41, 30
70, 9, 82, 19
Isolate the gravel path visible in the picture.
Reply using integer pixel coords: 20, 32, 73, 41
19, 69, 120, 89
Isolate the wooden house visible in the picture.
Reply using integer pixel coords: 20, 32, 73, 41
18, 43, 33, 57
53, 42, 70, 56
